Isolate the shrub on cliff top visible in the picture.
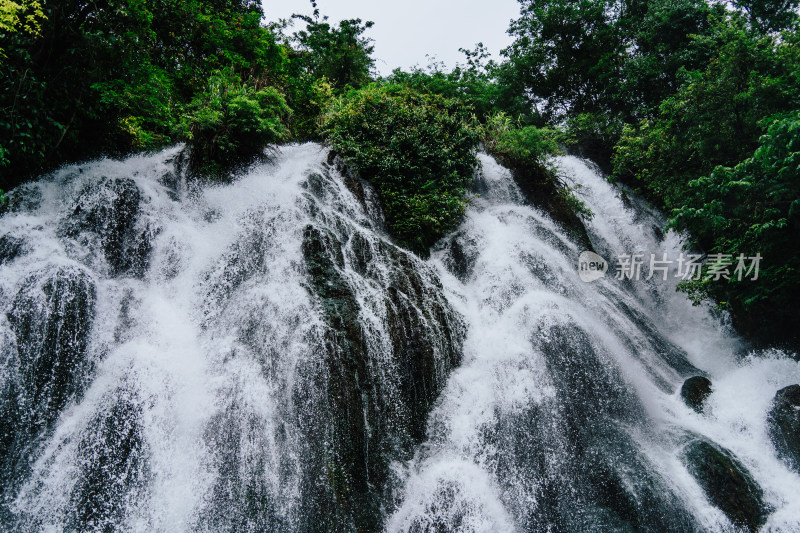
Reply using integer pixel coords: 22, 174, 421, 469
321, 84, 479, 255
178, 72, 291, 177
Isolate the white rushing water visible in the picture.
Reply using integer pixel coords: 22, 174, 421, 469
0, 144, 798, 532
389, 154, 800, 532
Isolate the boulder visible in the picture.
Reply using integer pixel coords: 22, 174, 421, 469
682, 439, 768, 532
680, 376, 713, 413
767, 384, 800, 472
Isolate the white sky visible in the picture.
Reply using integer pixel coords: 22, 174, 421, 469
261, 0, 522, 76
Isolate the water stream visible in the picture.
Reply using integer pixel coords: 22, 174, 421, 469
0, 144, 797, 531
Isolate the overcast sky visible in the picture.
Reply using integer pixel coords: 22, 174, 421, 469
261, 0, 522, 76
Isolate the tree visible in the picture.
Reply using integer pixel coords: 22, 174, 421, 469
732, 0, 800, 32
613, 15, 800, 211
504, 0, 626, 121
0, 0, 287, 189
290, 2, 374, 90
672, 113, 800, 343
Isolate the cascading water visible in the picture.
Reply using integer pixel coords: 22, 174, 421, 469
389, 154, 800, 532
0, 144, 797, 532
0, 144, 462, 532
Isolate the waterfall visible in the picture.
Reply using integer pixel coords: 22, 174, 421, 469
0, 144, 798, 531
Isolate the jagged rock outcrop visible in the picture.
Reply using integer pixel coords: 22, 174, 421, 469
60, 177, 154, 276
1, 265, 96, 498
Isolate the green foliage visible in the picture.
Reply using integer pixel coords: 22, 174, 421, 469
269, 3, 375, 139
385, 44, 539, 124
608, 13, 800, 341
561, 113, 625, 172
0, 0, 288, 188
482, 112, 592, 220
481, 112, 558, 167
177, 72, 291, 177
322, 84, 479, 255
0, 0, 44, 56
613, 16, 800, 210
503, 0, 728, 163
617, 0, 726, 116
504, 0, 626, 120
506, 0, 800, 341
731, 0, 800, 32
671, 113, 800, 339
289, 10, 375, 90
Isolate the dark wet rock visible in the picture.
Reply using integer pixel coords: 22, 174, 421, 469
326, 154, 386, 230
159, 149, 187, 200
471, 319, 697, 532
303, 172, 335, 201
384, 243, 463, 442
523, 320, 699, 531
327, 151, 365, 204
347, 231, 373, 276
681, 376, 713, 413
68, 387, 149, 532
4, 183, 42, 213
535, 321, 644, 430
682, 438, 768, 532
1, 265, 96, 499
301, 223, 381, 531
602, 293, 704, 394
0, 234, 27, 265
202, 222, 270, 320
197, 398, 287, 533
767, 384, 800, 472
301, 223, 463, 532
441, 231, 479, 282
582, 431, 697, 532
61, 177, 152, 276
7, 265, 96, 426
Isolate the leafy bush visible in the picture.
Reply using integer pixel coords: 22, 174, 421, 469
178, 73, 291, 177
482, 112, 559, 167
322, 84, 479, 255
482, 112, 592, 223
672, 113, 800, 342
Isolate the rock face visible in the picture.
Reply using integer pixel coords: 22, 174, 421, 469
682, 438, 768, 532
301, 220, 463, 532
68, 386, 149, 532
0, 234, 27, 265
524, 321, 696, 532
1, 265, 97, 495
767, 384, 800, 472
680, 376, 713, 413
61, 177, 153, 276
296, 163, 464, 532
